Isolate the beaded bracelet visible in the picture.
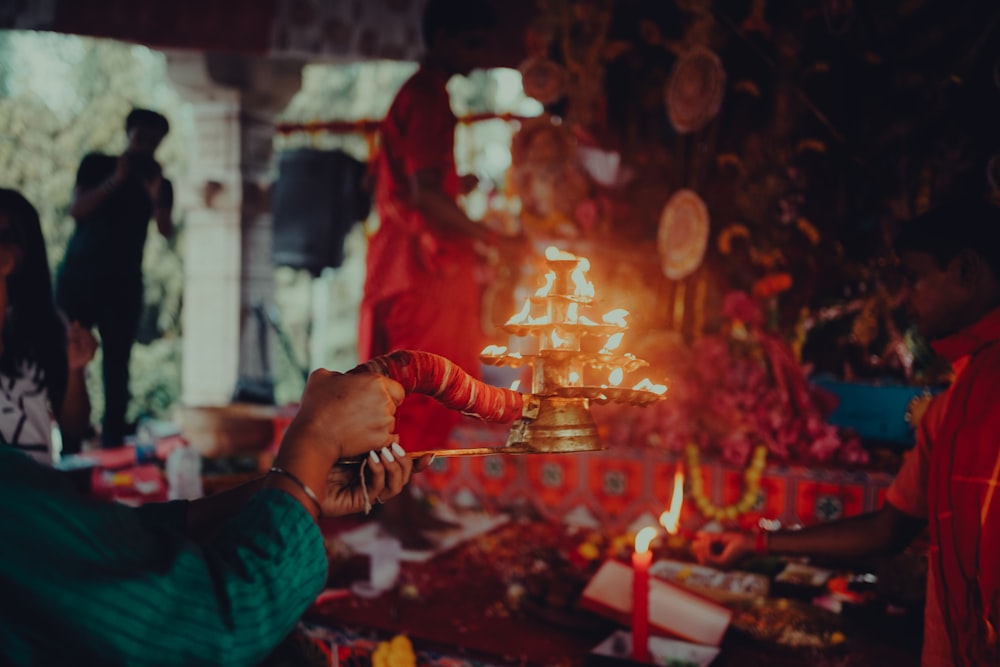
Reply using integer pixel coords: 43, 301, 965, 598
268, 466, 323, 516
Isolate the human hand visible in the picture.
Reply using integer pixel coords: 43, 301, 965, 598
113, 153, 131, 184
691, 530, 755, 568
322, 445, 433, 517
66, 321, 97, 371
144, 173, 162, 203
282, 370, 404, 465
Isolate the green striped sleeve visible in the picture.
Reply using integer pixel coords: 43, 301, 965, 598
0, 452, 328, 667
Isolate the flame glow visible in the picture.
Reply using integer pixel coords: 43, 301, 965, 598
658, 469, 685, 535
481, 344, 507, 356
609, 367, 624, 386
600, 332, 625, 353
635, 526, 658, 553
535, 272, 556, 297
510, 379, 521, 391
633, 378, 668, 395
545, 246, 578, 261
568, 371, 581, 385
601, 309, 629, 327
506, 299, 532, 325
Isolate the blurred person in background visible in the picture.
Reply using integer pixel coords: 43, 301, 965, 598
0, 188, 96, 462
695, 198, 1000, 667
55, 107, 174, 448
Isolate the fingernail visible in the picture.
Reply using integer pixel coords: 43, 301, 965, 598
369, 450, 380, 464
429, 454, 436, 465
391, 442, 405, 457
381, 446, 394, 463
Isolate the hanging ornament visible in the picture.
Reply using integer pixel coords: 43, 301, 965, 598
665, 46, 726, 134
658, 189, 710, 280
519, 57, 569, 106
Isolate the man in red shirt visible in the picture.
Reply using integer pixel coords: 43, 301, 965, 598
694, 199, 1000, 666
360, 0, 511, 544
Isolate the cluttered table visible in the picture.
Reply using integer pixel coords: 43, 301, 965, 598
301, 512, 924, 667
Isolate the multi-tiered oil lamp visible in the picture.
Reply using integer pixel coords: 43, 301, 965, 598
480, 246, 666, 454
342, 247, 666, 462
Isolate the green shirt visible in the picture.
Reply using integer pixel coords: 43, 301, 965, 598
0, 446, 327, 666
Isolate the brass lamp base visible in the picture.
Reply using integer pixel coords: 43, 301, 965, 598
505, 395, 604, 454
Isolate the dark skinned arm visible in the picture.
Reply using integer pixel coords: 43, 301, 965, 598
410, 168, 493, 242
693, 502, 927, 567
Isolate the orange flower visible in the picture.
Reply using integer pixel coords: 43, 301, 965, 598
752, 272, 793, 300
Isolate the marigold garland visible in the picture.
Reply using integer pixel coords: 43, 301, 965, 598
686, 443, 768, 521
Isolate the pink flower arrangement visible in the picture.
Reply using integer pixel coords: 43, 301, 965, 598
594, 291, 868, 468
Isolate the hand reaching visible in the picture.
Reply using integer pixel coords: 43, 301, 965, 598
691, 530, 754, 568
66, 322, 97, 371
322, 444, 432, 517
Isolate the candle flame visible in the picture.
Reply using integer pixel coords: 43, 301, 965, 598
601, 308, 630, 327
506, 299, 532, 325
600, 332, 625, 353
545, 246, 578, 261
633, 378, 668, 395
510, 379, 521, 391
579, 315, 598, 326
658, 469, 685, 535
635, 526, 658, 553
609, 367, 624, 386
481, 344, 507, 356
535, 271, 556, 297
568, 370, 581, 385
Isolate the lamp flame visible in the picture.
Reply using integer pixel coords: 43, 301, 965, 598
566, 302, 579, 323
551, 329, 567, 349
635, 526, 658, 553
633, 378, 668, 395
535, 272, 556, 297
609, 367, 624, 386
545, 246, 578, 261
570, 259, 595, 299
507, 299, 532, 325
600, 332, 625, 353
601, 309, 630, 327
658, 469, 685, 535
481, 344, 507, 356
568, 370, 581, 385
510, 379, 521, 391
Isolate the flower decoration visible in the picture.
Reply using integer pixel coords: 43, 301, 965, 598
593, 291, 868, 468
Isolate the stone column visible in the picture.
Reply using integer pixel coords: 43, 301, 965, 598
166, 52, 304, 407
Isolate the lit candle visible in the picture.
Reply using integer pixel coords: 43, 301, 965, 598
632, 526, 657, 663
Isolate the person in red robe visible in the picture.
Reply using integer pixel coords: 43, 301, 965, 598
694, 198, 1000, 666
360, 0, 516, 546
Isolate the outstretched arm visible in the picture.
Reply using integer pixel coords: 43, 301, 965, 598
693, 502, 927, 568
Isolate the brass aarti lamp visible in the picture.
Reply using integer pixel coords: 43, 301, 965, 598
479, 246, 666, 455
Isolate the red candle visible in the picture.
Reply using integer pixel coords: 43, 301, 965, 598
632, 526, 657, 663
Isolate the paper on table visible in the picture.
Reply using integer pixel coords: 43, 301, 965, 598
580, 559, 732, 647
338, 507, 509, 563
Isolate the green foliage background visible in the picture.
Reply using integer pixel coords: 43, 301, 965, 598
0, 30, 187, 428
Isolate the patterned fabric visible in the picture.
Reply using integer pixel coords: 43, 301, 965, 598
0, 446, 328, 667
888, 306, 1000, 666
0, 360, 55, 464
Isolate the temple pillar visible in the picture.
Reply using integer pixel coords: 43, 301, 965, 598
165, 52, 304, 407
